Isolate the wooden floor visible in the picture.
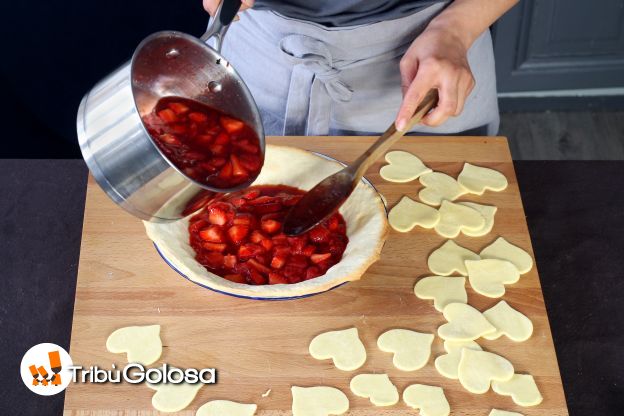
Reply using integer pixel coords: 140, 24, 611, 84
500, 111, 624, 160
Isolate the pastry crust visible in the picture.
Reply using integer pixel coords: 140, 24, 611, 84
144, 145, 389, 299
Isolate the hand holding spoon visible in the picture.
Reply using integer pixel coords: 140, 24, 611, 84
283, 89, 439, 235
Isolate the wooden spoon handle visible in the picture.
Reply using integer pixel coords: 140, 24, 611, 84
352, 89, 439, 178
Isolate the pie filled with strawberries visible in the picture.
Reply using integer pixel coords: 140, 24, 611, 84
144, 145, 388, 299
187, 186, 348, 285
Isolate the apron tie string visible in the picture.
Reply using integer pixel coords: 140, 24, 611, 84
279, 34, 353, 135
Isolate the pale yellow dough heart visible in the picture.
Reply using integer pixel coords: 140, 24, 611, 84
403, 384, 450, 416
489, 409, 524, 416
427, 240, 480, 276
388, 196, 440, 232
106, 324, 162, 365
291, 386, 349, 416
458, 202, 497, 237
480, 237, 534, 274
482, 300, 533, 342
309, 328, 366, 371
457, 163, 508, 195
349, 373, 399, 406
380, 151, 432, 183
419, 172, 468, 206
492, 373, 543, 407
414, 276, 467, 312
147, 374, 203, 412
197, 400, 257, 416
458, 348, 514, 394
434, 340, 482, 379
435, 200, 486, 238
377, 329, 434, 371
466, 259, 520, 298
438, 303, 496, 341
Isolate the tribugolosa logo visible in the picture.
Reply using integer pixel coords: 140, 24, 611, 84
20, 343, 73, 395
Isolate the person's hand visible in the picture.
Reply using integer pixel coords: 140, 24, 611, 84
395, 26, 475, 131
202, 0, 254, 16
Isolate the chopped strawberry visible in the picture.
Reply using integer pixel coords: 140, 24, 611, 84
208, 144, 227, 157
220, 116, 245, 133
247, 258, 271, 275
309, 225, 330, 243
261, 219, 281, 234
238, 243, 263, 259
232, 213, 253, 226
239, 154, 262, 172
301, 245, 316, 257
260, 238, 273, 252
202, 242, 227, 252
160, 133, 181, 146
183, 151, 206, 161
281, 194, 303, 206
189, 219, 208, 234
157, 108, 177, 123
168, 102, 189, 114
188, 112, 207, 122
250, 230, 267, 244
195, 134, 214, 145
270, 254, 287, 269
231, 197, 247, 208
272, 234, 289, 246
223, 273, 246, 284
248, 268, 267, 285
233, 139, 260, 154
219, 161, 233, 179
214, 132, 231, 145
198, 252, 224, 268
223, 254, 237, 269
242, 189, 261, 200
199, 225, 225, 242
228, 225, 249, 244
170, 124, 187, 135
230, 154, 249, 177
182, 191, 215, 216
207, 202, 234, 225
327, 215, 340, 232
284, 266, 304, 283
268, 272, 289, 284
305, 266, 321, 280
310, 253, 332, 264
287, 236, 307, 253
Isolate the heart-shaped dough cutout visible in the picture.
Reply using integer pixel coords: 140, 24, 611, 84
419, 172, 467, 206
291, 386, 349, 416
458, 202, 497, 237
414, 276, 467, 312
377, 329, 434, 371
309, 327, 366, 371
492, 373, 543, 407
457, 163, 508, 195
349, 373, 399, 406
489, 409, 524, 416
388, 196, 440, 232
197, 400, 257, 416
438, 303, 496, 341
434, 340, 482, 379
106, 324, 162, 365
147, 371, 204, 412
435, 200, 486, 238
482, 300, 533, 342
403, 384, 450, 416
466, 259, 520, 298
458, 348, 514, 394
480, 237, 533, 274
428, 240, 480, 276
380, 151, 432, 183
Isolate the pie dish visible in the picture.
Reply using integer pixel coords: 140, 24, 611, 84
144, 145, 388, 299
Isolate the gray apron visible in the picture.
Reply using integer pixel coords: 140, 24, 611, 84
220, 2, 499, 136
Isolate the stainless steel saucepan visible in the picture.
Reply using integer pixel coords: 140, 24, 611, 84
77, 0, 264, 222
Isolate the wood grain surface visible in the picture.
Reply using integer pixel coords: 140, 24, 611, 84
64, 136, 568, 416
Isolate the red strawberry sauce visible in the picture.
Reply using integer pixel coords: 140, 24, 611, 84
187, 185, 349, 285
142, 97, 263, 189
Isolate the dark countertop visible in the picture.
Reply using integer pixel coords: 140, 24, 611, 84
0, 160, 622, 416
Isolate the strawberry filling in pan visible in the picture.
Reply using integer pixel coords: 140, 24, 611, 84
142, 96, 263, 189
186, 185, 349, 285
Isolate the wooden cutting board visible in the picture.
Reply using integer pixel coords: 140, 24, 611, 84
64, 136, 568, 416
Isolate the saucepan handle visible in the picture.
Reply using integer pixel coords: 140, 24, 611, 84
200, 0, 242, 52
